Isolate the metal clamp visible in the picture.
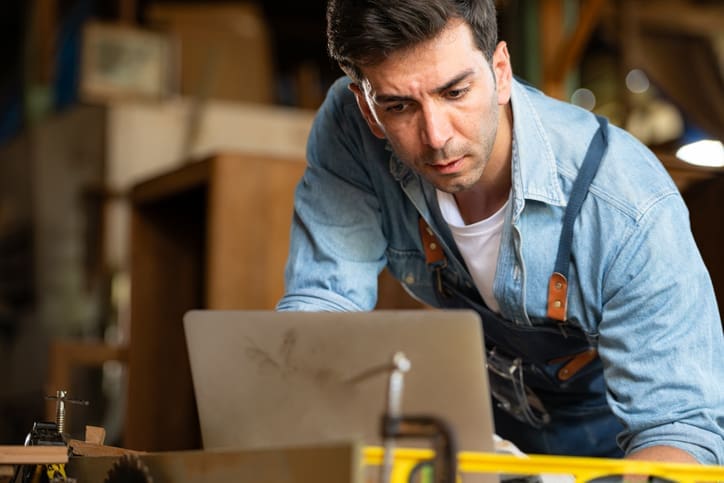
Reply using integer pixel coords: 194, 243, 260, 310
380, 352, 458, 483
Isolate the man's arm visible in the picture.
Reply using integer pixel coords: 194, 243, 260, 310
277, 77, 388, 312
598, 191, 724, 465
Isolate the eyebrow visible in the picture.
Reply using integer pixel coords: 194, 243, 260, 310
371, 69, 475, 105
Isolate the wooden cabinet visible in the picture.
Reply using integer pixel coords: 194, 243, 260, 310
124, 152, 307, 451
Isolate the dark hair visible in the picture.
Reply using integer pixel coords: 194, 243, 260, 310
326, 0, 498, 82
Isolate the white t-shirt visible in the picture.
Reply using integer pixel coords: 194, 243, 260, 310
436, 190, 510, 313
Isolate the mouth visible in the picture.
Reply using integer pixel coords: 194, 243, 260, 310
429, 157, 464, 175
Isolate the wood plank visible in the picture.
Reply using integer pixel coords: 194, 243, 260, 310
68, 439, 145, 457
0, 446, 68, 465
85, 426, 106, 445
67, 443, 361, 483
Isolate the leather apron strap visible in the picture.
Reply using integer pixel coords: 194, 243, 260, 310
547, 116, 609, 322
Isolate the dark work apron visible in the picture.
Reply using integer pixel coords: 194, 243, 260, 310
420, 116, 624, 457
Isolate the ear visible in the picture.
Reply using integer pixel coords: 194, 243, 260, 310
349, 82, 386, 139
491, 41, 513, 105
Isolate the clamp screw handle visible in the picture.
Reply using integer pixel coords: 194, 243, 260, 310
46, 390, 89, 435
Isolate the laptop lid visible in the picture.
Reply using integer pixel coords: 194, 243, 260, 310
183, 309, 495, 454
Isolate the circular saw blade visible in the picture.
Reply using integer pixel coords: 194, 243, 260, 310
104, 454, 153, 483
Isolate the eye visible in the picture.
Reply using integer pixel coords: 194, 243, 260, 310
446, 86, 470, 100
385, 103, 408, 113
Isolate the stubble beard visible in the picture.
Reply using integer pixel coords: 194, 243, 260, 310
445, 94, 500, 194
427, 117, 499, 194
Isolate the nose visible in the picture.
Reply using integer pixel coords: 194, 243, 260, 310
420, 103, 452, 150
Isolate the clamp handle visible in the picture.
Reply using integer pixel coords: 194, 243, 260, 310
46, 390, 89, 435
380, 352, 458, 483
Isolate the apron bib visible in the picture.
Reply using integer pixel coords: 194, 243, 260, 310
419, 116, 624, 457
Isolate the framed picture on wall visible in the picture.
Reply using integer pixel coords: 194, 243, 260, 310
80, 22, 175, 103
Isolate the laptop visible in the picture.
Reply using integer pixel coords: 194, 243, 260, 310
183, 309, 495, 456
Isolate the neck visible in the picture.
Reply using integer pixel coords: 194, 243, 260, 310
454, 103, 513, 224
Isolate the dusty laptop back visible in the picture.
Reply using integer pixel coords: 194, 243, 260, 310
184, 309, 495, 456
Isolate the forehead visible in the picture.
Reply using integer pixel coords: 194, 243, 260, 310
360, 20, 486, 96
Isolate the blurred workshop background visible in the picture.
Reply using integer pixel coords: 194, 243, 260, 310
0, 0, 722, 451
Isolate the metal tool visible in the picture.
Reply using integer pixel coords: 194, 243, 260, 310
103, 454, 153, 483
12, 390, 87, 483
379, 352, 458, 483
45, 390, 89, 438
380, 352, 410, 483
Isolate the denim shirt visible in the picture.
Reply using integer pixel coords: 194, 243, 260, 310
277, 77, 724, 464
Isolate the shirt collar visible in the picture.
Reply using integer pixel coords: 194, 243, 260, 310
510, 78, 566, 209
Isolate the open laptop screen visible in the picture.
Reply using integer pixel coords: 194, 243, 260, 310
184, 309, 495, 454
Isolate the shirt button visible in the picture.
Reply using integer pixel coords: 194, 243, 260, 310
404, 274, 415, 285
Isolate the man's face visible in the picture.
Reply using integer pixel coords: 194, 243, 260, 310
351, 20, 511, 194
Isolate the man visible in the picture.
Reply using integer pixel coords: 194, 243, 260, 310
276, 0, 724, 464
